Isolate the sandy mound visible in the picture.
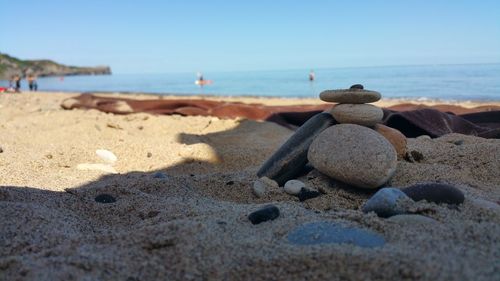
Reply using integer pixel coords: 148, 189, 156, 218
0, 93, 499, 280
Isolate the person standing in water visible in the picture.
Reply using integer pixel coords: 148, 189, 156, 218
309, 70, 315, 82
28, 75, 37, 91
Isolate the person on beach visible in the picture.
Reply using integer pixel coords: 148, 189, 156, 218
27, 75, 38, 91
8, 76, 15, 91
309, 70, 315, 82
14, 75, 21, 92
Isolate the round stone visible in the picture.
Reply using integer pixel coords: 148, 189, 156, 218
308, 124, 397, 189
362, 188, 414, 217
374, 124, 407, 159
284, 180, 305, 195
329, 104, 383, 126
320, 89, 381, 104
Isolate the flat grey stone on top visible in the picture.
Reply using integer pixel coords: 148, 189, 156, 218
320, 89, 381, 104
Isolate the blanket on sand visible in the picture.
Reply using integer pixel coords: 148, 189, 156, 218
61, 94, 500, 138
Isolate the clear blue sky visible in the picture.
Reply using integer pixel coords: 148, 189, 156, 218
1, 0, 499, 73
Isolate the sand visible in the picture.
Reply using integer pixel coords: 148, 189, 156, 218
1, 92, 499, 280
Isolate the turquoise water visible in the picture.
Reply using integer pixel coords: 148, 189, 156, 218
2, 64, 500, 101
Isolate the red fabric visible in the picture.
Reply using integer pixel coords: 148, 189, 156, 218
61, 94, 500, 138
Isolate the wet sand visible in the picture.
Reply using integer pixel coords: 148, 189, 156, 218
1, 92, 499, 280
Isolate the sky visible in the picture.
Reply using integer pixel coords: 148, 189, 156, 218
1, 0, 499, 74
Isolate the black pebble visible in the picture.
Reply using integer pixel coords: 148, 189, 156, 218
402, 182, 464, 205
95, 194, 117, 204
350, 84, 364, 90
225, 181, 234, 185
410, 150, 424, 162
248, 205, 280, 225
297, 188, 321, 201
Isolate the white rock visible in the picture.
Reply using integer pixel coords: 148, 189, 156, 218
284, 180, 305, 195
252, 177, 279, 198
77, 163, 117, 174
96, 149, 117, 164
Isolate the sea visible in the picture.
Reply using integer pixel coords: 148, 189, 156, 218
2, 63, 499, 101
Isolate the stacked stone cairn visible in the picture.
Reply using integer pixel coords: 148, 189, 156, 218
249, 84, 464, 223
309, 84, 399, 189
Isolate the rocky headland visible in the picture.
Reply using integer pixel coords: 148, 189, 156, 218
0, 52, 111, 80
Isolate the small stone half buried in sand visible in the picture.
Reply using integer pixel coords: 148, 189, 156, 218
287, 221, 385, 247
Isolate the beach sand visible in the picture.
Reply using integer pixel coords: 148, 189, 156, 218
1, 92, 499, 280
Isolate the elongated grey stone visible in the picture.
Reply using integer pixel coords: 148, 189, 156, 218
402, 182, 465, 205
257, 112, 336, 186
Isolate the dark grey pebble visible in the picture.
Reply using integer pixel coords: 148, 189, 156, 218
257, 113, 336, 186
95, 194, 117, 204
362, 188, 413, 217
153, 172, 169, 179
350, 84, 364, 90
248, 205, 280, 225
287, 221, 385, 247
402, 182, 464, 205
297, 188, 321, 201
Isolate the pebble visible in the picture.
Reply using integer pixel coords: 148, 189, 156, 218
319, 88, 381, 104
329, 104, 384, 126
470, 198, 500, 211
350, 84, 364, 90
297, 188, 321, 201
287, 221, 385, 247
362, 188, 414, 217
284, 180, 305, 195
95, 194, 117, 204
96, 149, 117, 164
374, 124, 407, 159
401, 182, 465, 205
248, 205, 280, 224
387, 214, 438, 225
153, 172, 169, 179
257, 112, 336, 186
252, 177, 279, 198
0, 146, 3, 153
308, 124, 397, 189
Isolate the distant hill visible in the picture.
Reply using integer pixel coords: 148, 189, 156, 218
0, 53, 111, 80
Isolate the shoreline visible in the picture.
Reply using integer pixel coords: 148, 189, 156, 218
4, 91, 500, 109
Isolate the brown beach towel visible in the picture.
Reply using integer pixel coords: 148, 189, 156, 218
61, 94, 500, 138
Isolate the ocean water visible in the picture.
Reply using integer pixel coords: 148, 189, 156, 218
2, 64, 499, 101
